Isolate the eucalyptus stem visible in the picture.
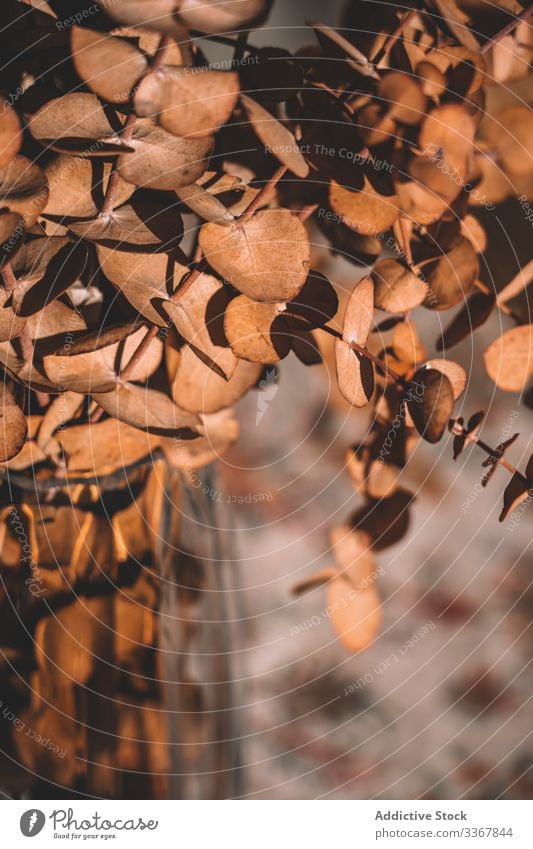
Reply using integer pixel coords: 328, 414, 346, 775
480, 4, 533, 54
312, 321, 411, 388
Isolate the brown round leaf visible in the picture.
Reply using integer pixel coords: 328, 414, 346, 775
161, 273, 237, 379
425, 358, 467, 400
240, 94, 309, 178
408, 367, 454, 443
71, 27, 148, 104
285, 271, 338, 330
11, 237, 88, 316
0, 385, 27, 462
335, 339, 375, 407
28, 93, 127, 155
93, 383, 200, 437
137, 68, 239, 139
437, 290, 495, 351
69, 199, 183, 251
97, 246, 188, 325
199, 209, 310, 302
350, 489, 412, 550
224, 295, 291, 363
98, 0, 185, 34
57, 416, 160, 474
330, 525, 377, 585
172, 345, 261, 414
392, 320, 427, 365
378, 71, 426, 125
342, 275, 374, 345
176, 182, 234, 225
178, 0, 270, 33
373, 259, 428, 313
484, 325, 533, 392
117, 120, 213, 190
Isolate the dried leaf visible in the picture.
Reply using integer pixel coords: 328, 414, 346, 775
93, 383, 200, 437
172, 345, 261, 413
97, 246, 188, 325
71, 27, 148, 104
240, 94, 309, 178
176, 182, 234, 225
11, 237, 88, 315
43, 156, 134, 220
499, 473, 531, 522
98, 0, 186, 34
28, 94, 127, 155
330, 525, 377, 584
199, 209, 310, 302
392, 321, 427, 365
178, 0, 270, 33
57, 417, 160, 473
378, 72, 426, 125
307, 20, 378, 79
43, 324, 163, 392
422, 236, 479, 310
342, 276, 374, 345
136, 68, 239, 139
291, 328, 322, 365
161, 273, 237, 378
0, 384, 27, 461
118, 120, 213, 190
329, 178, 399, 236
350, 489, 413, 550
335, 340, 375, 407
37, 391, 83, 451
425, 358, 467, 400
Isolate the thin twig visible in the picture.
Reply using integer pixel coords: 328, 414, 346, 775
371, 9, 418, 65
480, 4, 533, 54
238, 165, 288, 225
316, 322, 411, 388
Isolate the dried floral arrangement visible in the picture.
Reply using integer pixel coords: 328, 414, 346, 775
0, 0, 532, 796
